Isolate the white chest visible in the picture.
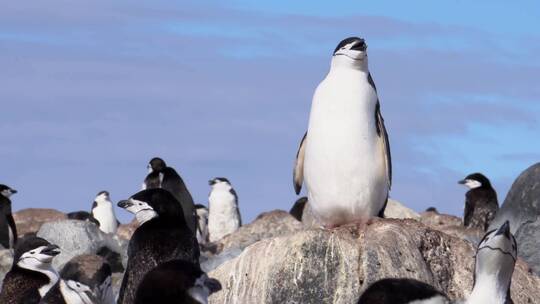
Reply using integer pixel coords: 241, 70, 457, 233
208, 189, 240, 242
92, 202, 118, 234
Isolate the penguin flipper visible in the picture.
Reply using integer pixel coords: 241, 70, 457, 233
7, 213, 17, 245
375, 101, 392, 189
293, 132, 307, 195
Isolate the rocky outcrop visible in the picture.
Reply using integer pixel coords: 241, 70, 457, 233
420, 210, 484, 245
489, 162, 540, 276
116, 218, 139, 241
209, 218, 540, 304
214, 210, 303, 253
13, 208, 67, 237
36, 220, 127, 270
384, 199, 420, 220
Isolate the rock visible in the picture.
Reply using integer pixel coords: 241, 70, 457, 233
209, 219, 540, 304
201, 247, 243, 273
420, 211, 484, 245
0, 249, 13, 291
215, 210, 303, 254
36, 220, 127, 270
13, 208, 67, 237
383, 199, 420, 220
116, 218, 139, 240
489, 162, 540, 276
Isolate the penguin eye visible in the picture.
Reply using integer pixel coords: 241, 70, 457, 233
138, 203, 142, 206
77, 283, 80, 287
30, 251, 35, 254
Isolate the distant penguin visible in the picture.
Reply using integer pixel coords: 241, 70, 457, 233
0, 184, 18, 249
134, 260, 221, 304
357, 278, 449, 304
358, 221, 517, 304
89, 191, 119, 234
0, 236, 61, 304
66, 211, 91, 221
117, 189, 200, 304
142, 157, 197, 235
195, 204, 209, 245
208, 177, 241, 242
458, 173, 499, 231
60, 255, 115, 304
41, 279, 95, 304
293, 37, 392, 227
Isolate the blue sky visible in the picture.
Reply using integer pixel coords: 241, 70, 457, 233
1, 1, 539, 223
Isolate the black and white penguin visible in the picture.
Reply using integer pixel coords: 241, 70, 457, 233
60, 255, 115, 304
116, 188, 200, 304
357, 221, 517, 304
134, 260, 221, 304
195, 204, 209, 245
0, 184, 18, 249
0, 236, 61, 304
142, 157, 197, 235
458, 173, 499, 231
207, 177, 241, 242
40, 279, 95, 304
357, 278, 449, 304
293, 37, 392, 227
89, 191, 119, 234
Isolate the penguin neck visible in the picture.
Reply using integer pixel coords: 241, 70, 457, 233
467, 272, 510, 304
330, 55, 369, 73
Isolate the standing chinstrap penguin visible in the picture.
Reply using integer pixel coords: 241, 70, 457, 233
143, 157, 197, 235
208, 177, 241, 242
116, 189, 200, 304
134, 260, 221, 304
0, 184, 18, 249
459, 173, 499, 231
293, 37, 391, 227
0, 236, 61, 304
89, 191, 119, 234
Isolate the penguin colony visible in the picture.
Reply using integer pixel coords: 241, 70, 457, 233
0, 37, 526, 303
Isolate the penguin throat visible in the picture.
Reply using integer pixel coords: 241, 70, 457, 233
330, 55, 369, 72
468, 273, 509, 304
135, 209, 158, 225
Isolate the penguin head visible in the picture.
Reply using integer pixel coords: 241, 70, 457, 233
458, 172, 491, 189
475, 221, 517, 279
94, 191, 111, 204
208, 177, 232, 190
148, 157, 167, 173
332, 37, 368, 67
0, 184, 17, 198
187, 272, 222, 304
118, 188, 184, 225
14, 236, 61, 271
65, 280, 96, 304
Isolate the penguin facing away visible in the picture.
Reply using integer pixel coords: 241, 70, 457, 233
116, 189, 200, 304
357, 221, 517, 304
0, 184, 18, 249
293, 37, 392, 227
134, 260, 222, 304
89, 191, 119, 234
0, 236, 61, 304
142, 157, 198, 235
458, 173, 499, 231
208, 177, 241, 242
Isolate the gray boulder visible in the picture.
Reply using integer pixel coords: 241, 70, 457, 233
489, 162, 540, 276
0, 249, 13, 291
37, 220, 127, 271
209, 219, 540, 304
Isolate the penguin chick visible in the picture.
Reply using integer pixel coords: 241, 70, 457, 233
458, 173, 499, 231
116, 189, 200, 304
134, 260, 221, 304
208, 178, 241, 242
89, 191, 119, 234
0, 236, 61, 304
0, 184, 18, 249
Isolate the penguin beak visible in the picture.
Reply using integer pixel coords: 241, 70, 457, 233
208, 180, 214, 186
204, 278, 222, 293
117, 200, 133, 209
41, 244, 61, 256
458, 179, 466, 184
495, 220, 511, 239
350, 40, 367, 51
10, 189, 17, 194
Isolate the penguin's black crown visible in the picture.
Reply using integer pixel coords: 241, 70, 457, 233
209, 177, 231, 186
459, 172, 492, 188
148, 157, 167, 171
14, 236, 60, 262
333, 37, 367, 54
119, 188, 185, 221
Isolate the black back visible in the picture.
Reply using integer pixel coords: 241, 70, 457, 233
117, 189, 200, 304
358, 278, 448, 304
134, 260, 205, 304
462, 173, 499, 231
